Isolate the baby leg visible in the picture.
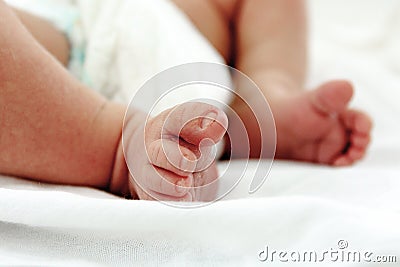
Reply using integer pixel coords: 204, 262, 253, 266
0, 0, 124, 190
12, 7, 70, 66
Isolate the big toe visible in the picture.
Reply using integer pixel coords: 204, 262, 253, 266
159, 102, 228, 146
310, 80, 354, 116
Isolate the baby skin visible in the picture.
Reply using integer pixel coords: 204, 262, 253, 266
0, 0, 371, 201
124, 103, 228, 201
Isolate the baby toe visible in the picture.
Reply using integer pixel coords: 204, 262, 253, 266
310, 80, 354, 116
134, 164, 193, 199
333, 156, 352, 166
161, 102, 228, 146
342, 109, 373, 135
147, 139, 197, 176
351, 134, 371, 150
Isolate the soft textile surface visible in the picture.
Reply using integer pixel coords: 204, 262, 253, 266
1, 0, 400, 266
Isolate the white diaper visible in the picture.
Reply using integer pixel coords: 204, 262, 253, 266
81, 0, 233, 114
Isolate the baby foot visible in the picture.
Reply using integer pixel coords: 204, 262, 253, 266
272, 80, 372, 165
125, 102, 228, 201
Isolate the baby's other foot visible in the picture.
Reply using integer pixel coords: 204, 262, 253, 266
126, 102, 228, 201
273, 80, 372, 165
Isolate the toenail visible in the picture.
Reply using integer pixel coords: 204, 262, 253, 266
201, 112, 217, 129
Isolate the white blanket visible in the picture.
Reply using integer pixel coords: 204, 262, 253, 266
1, 0, 400, 266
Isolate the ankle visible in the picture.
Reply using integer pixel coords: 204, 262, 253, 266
107, 105, 147, 198
109, 137, 131, 198
247, 68, 303, 102
96, 102, 130, 197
